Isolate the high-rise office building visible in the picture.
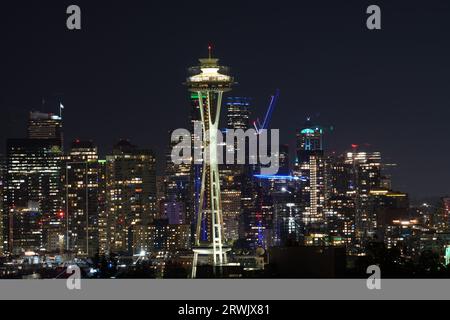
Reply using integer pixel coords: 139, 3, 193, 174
221, 189, 241, 245
167, 224, 192, 252
224, 96, 253, 178
278, 144, 291, 176
329, 154, 354, 197
384, 218, 421, 256
221, 97, 252, 248
250, 174, 300, 250
163, 135, 191, 226
294, 119, 327, 237
243, 184, 273, 250
240, 167, 258, 249
97, 159, 108, 255
0, 155, 6, 256
28, 111, 63, 148
436, 198, 450, 233
164, 202, 185, 225
344, 150, 382, 248
106, 140, 157, 255
272, 191, 302, 247
369, 190, 409, 243
64, 140, 99, 257
325, 196, 356, 250
11, 202, 42, 254
6, 138, 63, 253
189, 92, 204, 233
133, 219, 191, 256
226, 97, 251, 131
327, 155, 357, 252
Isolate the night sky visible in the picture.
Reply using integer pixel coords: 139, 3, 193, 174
0, 0, 449, 198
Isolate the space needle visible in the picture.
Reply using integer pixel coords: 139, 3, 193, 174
186, 47, 234, 278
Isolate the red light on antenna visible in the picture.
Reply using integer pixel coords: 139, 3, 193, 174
351, 144, 359, 149
208, 45, 213, 58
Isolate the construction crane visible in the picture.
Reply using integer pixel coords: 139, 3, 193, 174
253, 89, 280, 135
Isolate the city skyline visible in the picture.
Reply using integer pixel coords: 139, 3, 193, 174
3, 1, 450, 307
3, 76, 449, 278
2, 3, 450, 282
1, 1, 450, 198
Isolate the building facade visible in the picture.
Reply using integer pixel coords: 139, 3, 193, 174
64, 140, 100, 257
106, 140, 157, 255
6, 139, 63, 254
294, 120, 327, 238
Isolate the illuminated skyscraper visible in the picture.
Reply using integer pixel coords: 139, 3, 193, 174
64, 140, 99, 257
369, 190, 409, 244
294, 119, 327, 237
226, 97, 251, 130
106, 140, 157, 255
0, 155, 6, 256
221, 189, 241, 245
97, 159, 108, 255
134, 219, 191, 255
219, 97, 252, 247
6, 138, 63, 253
222, 96, 250, 180
272, 191, 302, 246
436, 198, 450, 232
345, 150, 382, 249
164, 135, 191, 225
278, 144, 291, 176
326, 154, 357, 252
28, 111, 63, 148
10, 202, 42, 254
186, 50, 234, 277
326, 196, 356, 250
188, 93, 205, 247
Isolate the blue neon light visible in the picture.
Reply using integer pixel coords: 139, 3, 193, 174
254, 175, 301, 181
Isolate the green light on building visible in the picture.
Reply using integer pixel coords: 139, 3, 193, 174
191, 93, 207, 99
445, 246, 450, 266
301, 129, 315, 135
301, 128, 323, 135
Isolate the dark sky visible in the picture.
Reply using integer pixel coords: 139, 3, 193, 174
0, 0, 449, 198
